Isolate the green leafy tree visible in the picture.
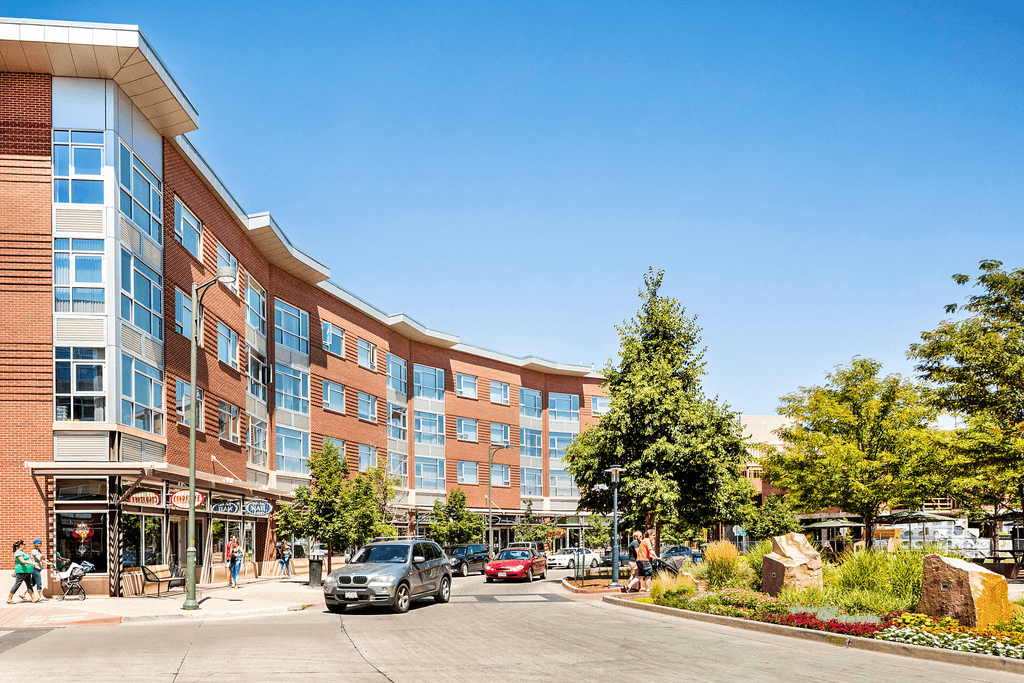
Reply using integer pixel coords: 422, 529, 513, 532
738, 495, 802, 541
583, 515, 610, 549
908, 260, 1024, 514
565, 268, 750, 534
427, 488, 484, 545
344, 465, 399, 549
762, 357, 944, 542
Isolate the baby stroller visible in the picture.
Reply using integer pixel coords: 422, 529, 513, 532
651, 556, 679, 577
54, 553, 95, 601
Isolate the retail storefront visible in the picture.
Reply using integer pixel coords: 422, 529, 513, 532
29, 461, 289, 597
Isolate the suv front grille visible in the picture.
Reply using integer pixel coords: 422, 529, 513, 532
338, 576, 351, 585
353, 576, 368, 585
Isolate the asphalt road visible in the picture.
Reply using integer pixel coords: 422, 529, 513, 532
0, 569, 1017, 682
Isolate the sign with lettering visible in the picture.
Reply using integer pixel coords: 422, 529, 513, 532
126, 491, 162, 506
211, 500, 241, 514
170, 490, 205, 509
244, 499, 273, 517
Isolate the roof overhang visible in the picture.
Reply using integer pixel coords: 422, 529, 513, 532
0, 17, 198, 137
247, 212, 331, 285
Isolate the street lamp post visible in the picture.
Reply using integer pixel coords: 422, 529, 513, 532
605, 465, 623, 588
488, 443, 513, 559
183, 266, 236, 611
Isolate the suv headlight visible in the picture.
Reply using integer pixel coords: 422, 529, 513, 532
369, 574, 398, 585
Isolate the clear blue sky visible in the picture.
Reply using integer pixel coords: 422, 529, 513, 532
16, 1, 1024, 414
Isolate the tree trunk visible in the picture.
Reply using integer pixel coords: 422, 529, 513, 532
863, 515, 874, 550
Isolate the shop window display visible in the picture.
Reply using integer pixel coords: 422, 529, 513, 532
56, 512, 107, 574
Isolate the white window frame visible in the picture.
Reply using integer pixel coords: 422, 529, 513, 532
413, 364, 444, 400
216, 241, 241, 296
549, 393, 580, 421
119, 140, 162, 244
275, 363, 309, 414
175, 378, 204, 430
54, 347, 106, 422
414, 456, 445, 491
490, 464, 510, 488
358, 392, 377, 422
457, 417, 478, 442
490, 422, 510, 445
173, 197, 202, 260
217, 321, 239, 369
358, 444, 377, 472
247, 415, 267, 467
120, 248, 163, 340
519, 387, 542, 418
357, 338, 376, 371
387, 451, 408, 487
457, 461, 478, 485
387, 403, 407, 440
322, 321, 344, 357
490, 380, 509, 405
387, 354, 407, 395
174, 288, 194, 340
456, 374, 477, 399
53, 238, 105, 314
414, 411, 445, 446
218, 400, 240, 444
323, 379, 345, 413
274, 299, 309, 355
592, 396, 610, 415
247, 345, 267, 403
121, 353, 163, 436
245, 275, 266, 336
276, 426, 309, 474
520, 468, 543, 497
53, 130, 104, 206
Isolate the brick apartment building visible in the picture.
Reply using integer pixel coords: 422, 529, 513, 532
0, 18, 605, 596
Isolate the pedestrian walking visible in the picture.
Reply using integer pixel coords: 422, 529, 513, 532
227, 535, 242, 588
279, 541, 292, 577
7, 541, 40, 604
622, 531, 642, 593
29, 539, 50, 601
638, 528, 659, 592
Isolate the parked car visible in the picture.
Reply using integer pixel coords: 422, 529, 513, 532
485, 547, 547, 582
323, 538, 451, 614
663, 545, 703, 563
444, 543, 488, 577
600, 551, 632, 569
507, 541, 547, 556
547, 547, 601, 570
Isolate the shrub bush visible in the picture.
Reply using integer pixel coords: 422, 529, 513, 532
650, 571, 696, 602
704, 540, 741, 588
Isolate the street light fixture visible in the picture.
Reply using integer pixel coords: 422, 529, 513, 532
183, 265, 236, 611
488, 443, 514, 559
604, 465, 623, 588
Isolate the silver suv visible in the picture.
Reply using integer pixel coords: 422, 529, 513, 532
324, 537, 451, 614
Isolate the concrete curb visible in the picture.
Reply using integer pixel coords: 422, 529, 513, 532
560, 578, 633, 595
121, 603, 310, 623
603, 596, 1024, 676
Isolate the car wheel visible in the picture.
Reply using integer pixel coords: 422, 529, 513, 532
391, 583, 411, 614
485, 577, 493, 583
436, 575, 451, 604
590, 559, 599, 568
459, 563, 469, 578
526, 568, 533, 582
326, 603, 346, 614
567, 560, 574, 570
541, 566, 547, 579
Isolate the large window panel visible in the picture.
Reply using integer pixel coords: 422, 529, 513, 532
387, 354, 407, 395
274, 299, 309, 354
55, 347, 105, 422
414, 411, 445, 445
119, 142, 163, 243
56, 512, 107, 573
415, 456, 445, 491
54, 239, 105, 314
413, 364, 444, 400
54, 130, 104, 206
275, 363, 309, 414
519, 388, 542, 418
120, 249, 163, 340
175, 378, 204, 430
121, 353, 163, 435
521, 468, 543, 497
245, 276, 266, 335
276, 426, 309, 474
387, 403, 407, 440
174, 198, 201, 259
549, 393, 580, 421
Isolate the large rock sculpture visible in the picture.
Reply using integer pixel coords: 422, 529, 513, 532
762, 532, 823, 597
919, 554, 1014, 628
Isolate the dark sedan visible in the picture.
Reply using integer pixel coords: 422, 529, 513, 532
444, 543, 488, 577
663, 545, 703, 563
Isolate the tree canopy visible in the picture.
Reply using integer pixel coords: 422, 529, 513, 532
738, 494, 802, 541
427, 488, 484, 545
564, 268, 750, 532
908, 260, 1024, 513
762, 357, 943, 541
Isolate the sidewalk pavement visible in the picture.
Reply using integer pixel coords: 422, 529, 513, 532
0, 575, 326, 629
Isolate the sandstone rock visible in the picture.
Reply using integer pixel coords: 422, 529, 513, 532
919, 554, 1014, 629
762, 532, 823, 597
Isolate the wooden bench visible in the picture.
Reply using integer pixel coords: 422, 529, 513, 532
141, 563, 186, 596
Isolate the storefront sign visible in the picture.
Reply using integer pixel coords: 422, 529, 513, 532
126, 491, 162, 506
211, 500, 241, 514
170, 490, 205, 509
244, 499, 273, 517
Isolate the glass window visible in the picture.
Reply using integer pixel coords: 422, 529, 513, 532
323, 379, 345, 412
322, 321, 344, 356
415, 456, 445, 491
274, 299, 309, 354
456, 374, 477, 398
414, 411, 445, 445
175, 378, 204, 430
55, 478, 106, 502
248, 416, 267, 467
521, 468, 543, 496
592, 396, 610, 415
217, 322, 239, 369
457, 417, 477, 442
174, 198, 201, 259
413, 364, 444, 400
54, 131, 104, 206
245, 275, 266, 335
276, 426, 309, 474
275, 363, 309, 414
550, 393, 580, 421
122, 353, 163, 435
120, 249, 163, 340
490, 422, 510, 445
549, 432, 574, 471
358, 338, 376, 371
218, 400, 240, 443
119, 142, 163, 244
520, 427, 542, 469
54, 239, 105, 314
358, 392, 377, 422
56, 512, 107, 574
519, 388, 542, 418
490, 380, 509, 405
387, 354, 407, 395
550, 470, 579, 498
247, 346, 267, 403
121, 514, 164, 568
174, 288, 193, 340
387, 451, 408, 487
216, 242, 241, 295
457, 461, 478, 485
358, 444, 377, 472
55, 347, 105, 422
491, 464, 510, 487
387, 403, 407, 440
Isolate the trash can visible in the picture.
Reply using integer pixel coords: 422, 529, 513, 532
308, 551, 326, 588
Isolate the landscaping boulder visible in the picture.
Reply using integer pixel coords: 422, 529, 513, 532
762, 532, 823, 597
919, 554, 1014, 629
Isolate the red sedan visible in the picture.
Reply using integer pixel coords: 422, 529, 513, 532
485, 548, 547, 582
